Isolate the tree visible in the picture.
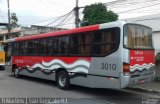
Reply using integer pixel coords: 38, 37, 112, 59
81, 3, 118, 26
10, 12, 19, 29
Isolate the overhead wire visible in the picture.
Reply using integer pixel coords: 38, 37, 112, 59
103, 0, 160, 14
44, 9, 74, 26
53, 13, 75, 28
130, 17, 160, 22
20, 10, 74, 33
115, 2, 160, 14
25, 9, 74, 26
105, 0, 160, 7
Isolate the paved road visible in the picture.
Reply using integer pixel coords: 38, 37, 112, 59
0, 70, 159, 104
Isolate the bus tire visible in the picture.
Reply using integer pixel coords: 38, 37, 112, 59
0, 66, 5, 70
57, 70, 70, 90
14, 67, 20, 78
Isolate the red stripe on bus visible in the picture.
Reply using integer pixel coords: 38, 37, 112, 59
16, 25, 99, 41
12, 56, 91, 67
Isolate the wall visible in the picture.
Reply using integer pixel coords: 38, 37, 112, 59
153, 31, 160, 55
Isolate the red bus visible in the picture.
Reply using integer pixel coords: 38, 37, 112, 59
6, 21, 155, 89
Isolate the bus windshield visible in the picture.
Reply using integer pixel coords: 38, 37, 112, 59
124, 24, 153, 49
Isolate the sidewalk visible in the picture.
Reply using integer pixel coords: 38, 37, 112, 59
129, 80, 160, 94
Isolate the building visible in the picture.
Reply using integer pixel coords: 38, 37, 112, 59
123, 13, 160, 55
0, 25, 67, 42
0, 23, 9, 42
21, 25, 66, 36
0, 27, 21, 41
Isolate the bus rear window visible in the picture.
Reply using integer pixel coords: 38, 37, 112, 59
124, 24, 153, 49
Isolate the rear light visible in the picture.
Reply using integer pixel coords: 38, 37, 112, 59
123, 63, 130, 76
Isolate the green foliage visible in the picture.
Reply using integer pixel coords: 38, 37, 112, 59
10, 12, 19, 29
81, 3, 118, 26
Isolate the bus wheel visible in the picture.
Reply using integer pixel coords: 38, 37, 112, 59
14, 68, 20, 78
57, 70, 70, 90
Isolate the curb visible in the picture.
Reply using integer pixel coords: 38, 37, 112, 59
127, 86, 160, 94
155, 78, 160, 82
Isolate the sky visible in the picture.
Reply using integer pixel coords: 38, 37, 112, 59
0, 0, 160, 28
0, 0, 114, 26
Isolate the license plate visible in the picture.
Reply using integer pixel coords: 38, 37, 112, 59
139, 80, 145, 84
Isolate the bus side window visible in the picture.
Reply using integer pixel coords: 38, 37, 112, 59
12, 42, 19, 55
41, 39, 48, 55
93, 31, 102, 54
70, 35, 80, 55
103, 31, 112, 53
44, 38, 50, 55
28, 40, 35, 55
47, 38, 53, 55
59, 36, 69, 55
53, 38, 59, 55
37, 39, 43, 55
80, 33, 91, 55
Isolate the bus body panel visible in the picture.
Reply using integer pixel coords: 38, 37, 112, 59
90, 51, 121, 77
90, 75, 120, 89
90, 50, 122, 89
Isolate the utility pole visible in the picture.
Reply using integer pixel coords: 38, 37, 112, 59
75, 0, 79, 28
7, 0, 11, 37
